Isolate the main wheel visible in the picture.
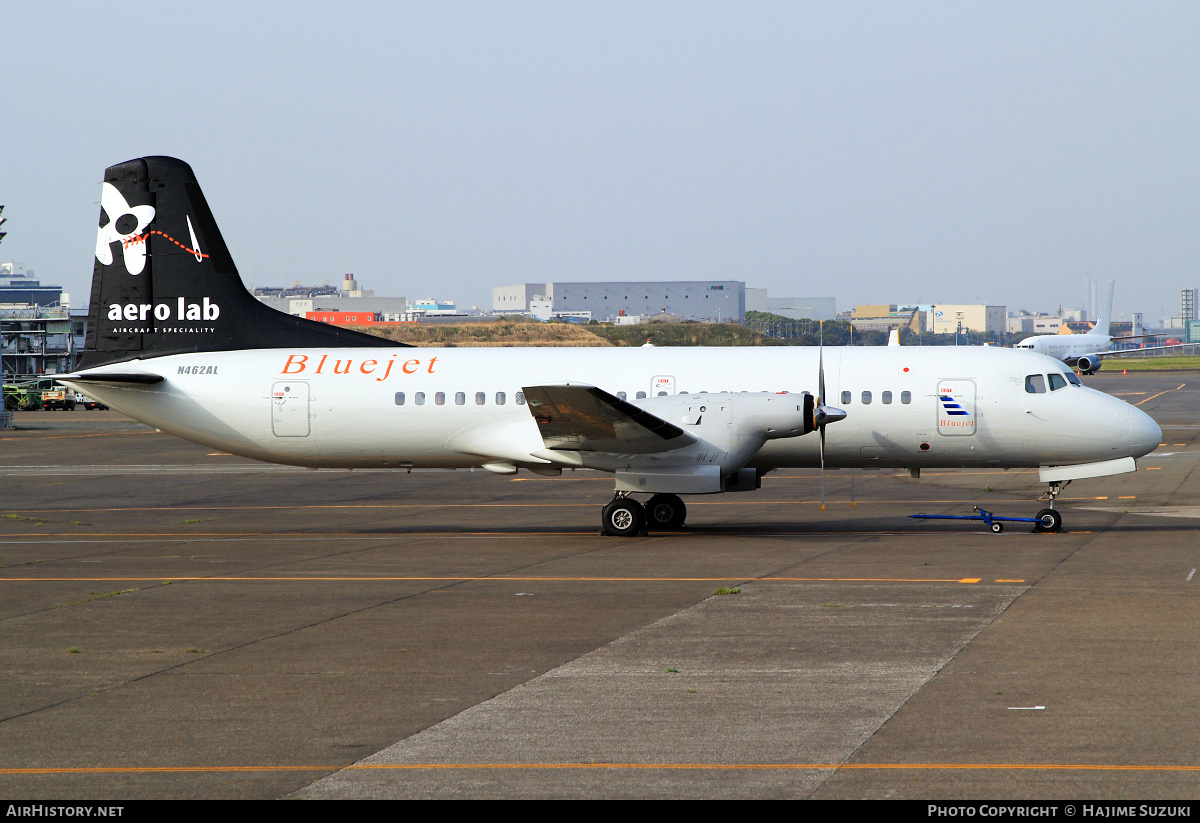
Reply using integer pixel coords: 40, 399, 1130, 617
1034, 508, 1062, 533
601, 499, 645, 537
990, 521, 1004, 533
645, 494, 687, 530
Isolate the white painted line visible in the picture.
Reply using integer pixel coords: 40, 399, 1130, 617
1008, 706, 1045, 710
1188, 569, 1196, 582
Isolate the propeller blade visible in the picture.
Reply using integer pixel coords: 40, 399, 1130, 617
818, 321, 825, 406
819, 424, 826, 511
819, 321, 825, 511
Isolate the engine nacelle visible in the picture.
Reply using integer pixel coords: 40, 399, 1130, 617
728, 392, 813, 440
634, 391, 815, 475
1076, 355, 1102, 374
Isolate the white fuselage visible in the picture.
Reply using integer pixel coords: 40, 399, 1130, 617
1015, 332, 1110, 365
63, 345, 1161, 478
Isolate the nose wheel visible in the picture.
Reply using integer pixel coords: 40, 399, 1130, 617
1034, 508, 1063, 533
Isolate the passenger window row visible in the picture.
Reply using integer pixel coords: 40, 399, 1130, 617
839, 390, 912, 406
395, 391, 527, 406
393, 389, 791, 406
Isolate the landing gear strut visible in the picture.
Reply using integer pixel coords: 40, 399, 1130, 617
1035, 480, 1068, 532
600, 493, 688, 536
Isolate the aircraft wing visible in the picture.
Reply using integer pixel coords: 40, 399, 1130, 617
1090, 342, 1200, 359
522, 383, 696, 453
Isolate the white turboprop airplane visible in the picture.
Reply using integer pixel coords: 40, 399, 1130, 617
61, 157, 1161, 535
1013, 280, 1187, 374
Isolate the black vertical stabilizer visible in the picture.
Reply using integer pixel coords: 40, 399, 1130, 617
80, 156, 406, 368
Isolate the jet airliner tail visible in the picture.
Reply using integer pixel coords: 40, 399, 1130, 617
1093, 280, 1115, 338
80, 156, 405, 369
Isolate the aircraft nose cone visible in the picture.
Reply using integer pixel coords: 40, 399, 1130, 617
1128, 406, 1162, 457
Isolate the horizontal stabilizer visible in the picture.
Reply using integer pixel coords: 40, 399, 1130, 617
57, 372, 164, 384
522, 383, 696, 454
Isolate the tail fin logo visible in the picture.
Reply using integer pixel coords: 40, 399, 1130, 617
186, 216, 203, 262
95, 182, 155, 275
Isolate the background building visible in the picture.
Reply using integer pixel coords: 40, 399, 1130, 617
493, 281, 745, 322
1, 261, 81, 380
929, 304, 1006, 336
846, 305, 925, 333
0, 263, 66, 308
253, 274, 406, 320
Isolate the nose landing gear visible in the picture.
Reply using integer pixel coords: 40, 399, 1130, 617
1035, 480, 1069, 532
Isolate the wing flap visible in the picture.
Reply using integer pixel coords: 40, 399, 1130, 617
522, 383, 695, 453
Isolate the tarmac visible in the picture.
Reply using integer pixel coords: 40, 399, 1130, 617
0, 371, 1197, 799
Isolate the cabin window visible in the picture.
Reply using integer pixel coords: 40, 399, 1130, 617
841, 391, 851, 404
455, 392, 465, 405
657, 391, 667, 396
636, 391, 647, 399
1065, 372, 1082, 387
394, 392, 405, 406
882, 391, 893, 404
415, 392, 425, 406
475, 392, 486, 405
617, 391, 627, 400
901, 391, 911, 404
1048, 373, 1067, 391
515, 391, 526, 405
1025, 375, 1047, 394
435, 392, 446, 405
495, 392, 506, 405
861, 391, 872, 405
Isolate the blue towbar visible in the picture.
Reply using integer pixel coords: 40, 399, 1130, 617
910, 506, 1059, 533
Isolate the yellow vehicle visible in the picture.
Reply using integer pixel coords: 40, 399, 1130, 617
40, 385, 76, 411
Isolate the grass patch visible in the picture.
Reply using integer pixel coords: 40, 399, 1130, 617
365, 320, 614, 347
713, 586, 741, 595
2, 513, 48, 526
1104, 355, 1200, 371
821, 602, 845, 608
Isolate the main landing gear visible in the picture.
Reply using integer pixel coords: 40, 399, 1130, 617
601, 493, 688, 536
1035, 480, 1068, 533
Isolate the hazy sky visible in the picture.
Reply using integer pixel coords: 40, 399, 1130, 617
4, 2, 1198, 323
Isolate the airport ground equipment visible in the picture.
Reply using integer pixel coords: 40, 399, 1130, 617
910, 505, 1061, 533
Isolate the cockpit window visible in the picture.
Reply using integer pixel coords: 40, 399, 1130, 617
1048, 373, 1067, 391
1025, 374, 1047, 394
1064, 372, 1082, 387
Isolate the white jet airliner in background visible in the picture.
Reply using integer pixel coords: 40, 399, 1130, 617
61, 157, 1161, 535
1014, 280, 1191, 373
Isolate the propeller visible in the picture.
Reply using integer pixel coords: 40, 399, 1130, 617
814, 321, 847, 511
